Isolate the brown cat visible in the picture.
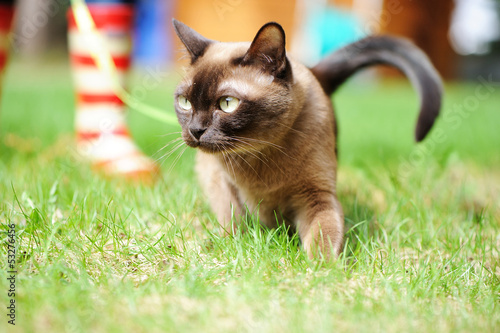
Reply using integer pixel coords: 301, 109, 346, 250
172, 20, 442, 258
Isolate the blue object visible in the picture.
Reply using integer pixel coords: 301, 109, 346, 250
308, 6, 362, 57
133, 0, 172, 67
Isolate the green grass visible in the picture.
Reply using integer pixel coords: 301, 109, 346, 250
1, 60, 499, 332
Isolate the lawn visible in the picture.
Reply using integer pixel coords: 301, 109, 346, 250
1, 60, 499, 333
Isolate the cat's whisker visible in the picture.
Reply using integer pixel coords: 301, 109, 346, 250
227, 137, 266, 157
225, 142, 246, 179
154, 138, 184, 160
231, 135, 293, 159
156, 131, 182, 138
154, 136, 182, 150
231, 135, 285, 150
223, 141, 267, 185
240, 142, 286, 175
164, 145, 188, 177
228, 137, 269, 159
154, 137, 184, 156
274, 122, 307, 137
154, 140, 186, 167
220, 144, 238, 180
221, 143, 239, 180
227, 137, 287, 175
227, 138, 274, 171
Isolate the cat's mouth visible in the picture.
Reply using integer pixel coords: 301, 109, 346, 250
185, 137, 246, 155
184, 138, 227, 154
196, 142, 222, 153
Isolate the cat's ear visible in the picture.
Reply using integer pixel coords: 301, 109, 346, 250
242, 22, 288, 78
172, 19, 213, 63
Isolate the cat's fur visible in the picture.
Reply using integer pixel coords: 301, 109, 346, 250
172, 20, 442, 258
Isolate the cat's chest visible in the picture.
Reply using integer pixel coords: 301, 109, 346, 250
223, 154, 289, 192
222, 159, 293, 226
237, 186, 290, 227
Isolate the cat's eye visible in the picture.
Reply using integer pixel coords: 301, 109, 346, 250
178, 95, 192, 111
219, 96, 240, 113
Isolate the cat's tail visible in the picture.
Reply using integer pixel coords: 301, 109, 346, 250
310, 36, 442, 142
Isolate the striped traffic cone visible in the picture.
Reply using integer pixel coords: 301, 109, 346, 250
0, 3, 14, 95
68, 3, 158, 182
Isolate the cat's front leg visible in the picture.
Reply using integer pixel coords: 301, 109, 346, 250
296, 192, 344, 259
196, 152, 243, 235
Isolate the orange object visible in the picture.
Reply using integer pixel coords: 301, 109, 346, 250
173, 0, 297, 63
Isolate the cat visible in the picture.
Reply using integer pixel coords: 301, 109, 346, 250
171, 19, 442, 259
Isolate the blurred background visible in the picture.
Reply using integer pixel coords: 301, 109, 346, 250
1, 0, 499, 171
8, 0, 500, 80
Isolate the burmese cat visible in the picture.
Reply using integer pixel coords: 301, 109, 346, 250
172, 19, 442, 258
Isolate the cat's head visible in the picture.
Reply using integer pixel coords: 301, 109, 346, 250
172, 20, 295, 154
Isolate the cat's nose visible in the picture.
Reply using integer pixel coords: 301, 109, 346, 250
189, 127, 207, 141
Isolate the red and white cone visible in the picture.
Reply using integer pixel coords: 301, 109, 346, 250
0, 4, 14, 94
68, 4, 158, 182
